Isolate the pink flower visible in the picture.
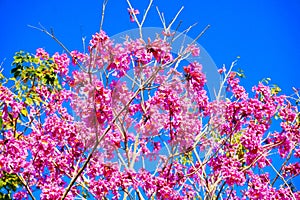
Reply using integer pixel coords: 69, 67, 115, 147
52, 52, 70, 76
89, 30, 110, 49
209, 155, 246, 186
94, 81, 113, 124
127, 8, 140, 22
70, 50, 87, 65
147, 37, 173, 63
162, 30, 175, 37
282, 162, 300, 177
218, 66, 226, 74
295, 148, 300, 157
186, 44, 200, 57
36, 48, 49, 60
184, 61, 206, 90
227, 72, 248, 100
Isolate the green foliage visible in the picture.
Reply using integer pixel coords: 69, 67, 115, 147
236, 68, 246, 78
0, 71, 4, 83
11, 51, 61, 88
10, 51, 62, 107
270, 84, 281, 95
0, 117, 3, 130
230, 131, 246, 162
259, 78, 282, 100
179, 151, 193, 165
261, 77, 271, 85
0, 172, 21, 200
0, 193, 11, 200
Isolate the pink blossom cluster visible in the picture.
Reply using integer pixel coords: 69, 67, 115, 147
0, 85, 24, 120
70, 50, 87, 66
94, 80, 113, 124
227, 71, 248, 100
243, 172, 300, 200
36, 48, 50, 60
209, 155, 246, 186
186, 44, 200, 57
0, 28, 299, 200
52, 52, 70, 76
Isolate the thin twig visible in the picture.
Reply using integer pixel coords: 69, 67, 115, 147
28, 24, 85, 71
126, 0, 153, 39
0, 58, 6, 69
271, 148, 294, 186
15, 173, 36, 200
216, 59, 237, 101
140, 0, 153, 26
266, 159, 296, 200
169, 20, 182, 43
172, 22, 197, 46
179, 23, 198, 54
190, 24, 210, 46
126, 0, 141, 27
167, 6, 184, 31
100, 0, 108, 31
156, 6, 166, 31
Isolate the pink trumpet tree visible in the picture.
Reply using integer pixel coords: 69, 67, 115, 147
0, 1, 299, 199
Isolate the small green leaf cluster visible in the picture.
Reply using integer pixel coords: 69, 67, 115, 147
0, 172, 20, 200
10, 51, 62, 106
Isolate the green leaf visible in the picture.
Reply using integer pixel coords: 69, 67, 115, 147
0, 193, 12, 200
0, 172, 21, 200
33, 96, 42, 104
0, 117, 3, 129
0, 71, 4, 81
236, 68, 246, 78
33, 57, 40, 64
21, 85, 27, 91
261, 77, 271, 84
25, 98, 34, 105
20, 108, 28, 117
11, 64, 23, 78
271, 84, 281, 95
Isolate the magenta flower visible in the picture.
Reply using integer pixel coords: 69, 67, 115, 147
36, 48, 49, 60
127, 8, 140, 22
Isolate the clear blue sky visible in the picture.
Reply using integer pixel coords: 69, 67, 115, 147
1, 0, 300, 195
1, 0, 300, 94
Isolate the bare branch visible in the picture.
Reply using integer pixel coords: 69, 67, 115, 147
266, 159, 296, 200
189, 24, 211, 45
140, 0, 153, 26
167, 6, 184, 31
156, 6, 167, 31
28, 24, 85, 71
126, 0, 141, 28
271, 148, 294, 186
15, 172, 36, 200
100, 0, 108, 31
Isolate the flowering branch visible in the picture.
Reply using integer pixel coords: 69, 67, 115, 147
1, 1, 299, 199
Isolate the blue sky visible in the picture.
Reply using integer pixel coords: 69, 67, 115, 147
1, 0, 300, 196
1, 0, 299, 95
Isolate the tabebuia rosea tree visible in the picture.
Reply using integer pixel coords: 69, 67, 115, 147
0, 0, 299, 199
